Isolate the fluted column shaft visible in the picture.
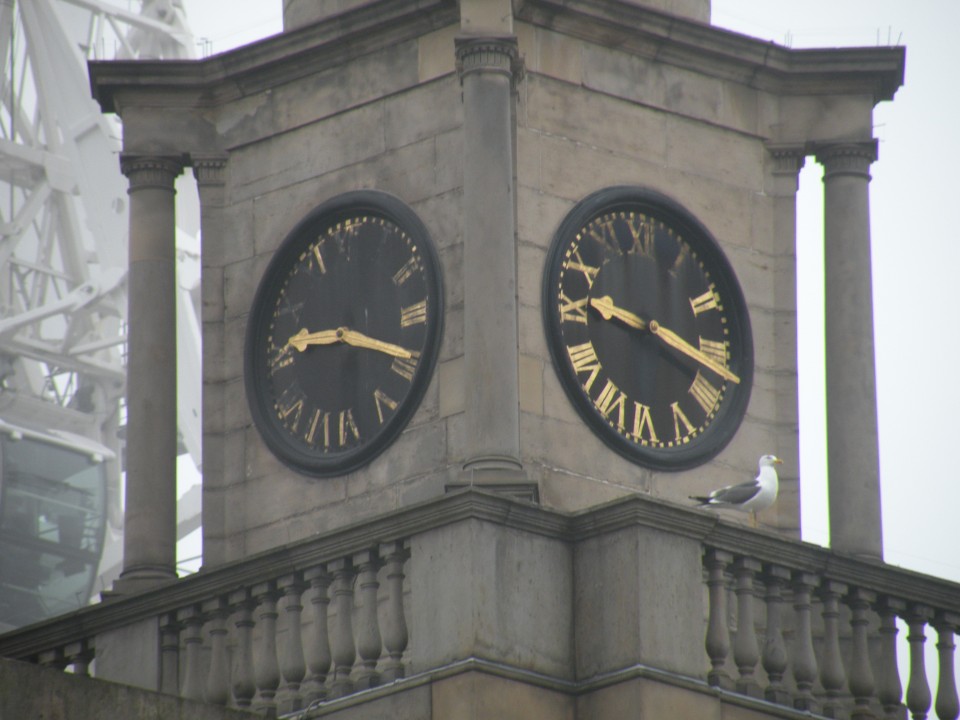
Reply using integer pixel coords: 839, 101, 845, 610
457, 36, 524, 474
117, 154, 182, 590
818, 141, 883, 560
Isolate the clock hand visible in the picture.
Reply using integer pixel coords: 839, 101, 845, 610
647, 320, 741, 384
339, 328, 413, 359
589, 296, 739, 384
287, 328, 340, 352
287, 327, 413, 359
590, 296, 647, 330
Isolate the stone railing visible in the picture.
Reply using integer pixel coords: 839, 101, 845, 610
1, 488, 958, 720
700, 525, 960, 720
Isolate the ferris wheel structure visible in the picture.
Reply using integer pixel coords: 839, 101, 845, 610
0, 0, 202, 628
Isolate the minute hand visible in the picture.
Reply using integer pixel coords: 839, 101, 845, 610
339, 329, 413, 359
648, 320, 740, 384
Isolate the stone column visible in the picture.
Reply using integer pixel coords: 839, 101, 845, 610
766, 145, 805, 536
114, 154, 183, 593
193, 156, 228, 567
456, 36, 525, 479
817, 141, 883, 560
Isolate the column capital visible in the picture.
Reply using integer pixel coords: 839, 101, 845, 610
816, 140, 878, 181
767, 143, 807, 176
191, 155, 228, 187
455, 35, 523, 86
119, 154, 183, 191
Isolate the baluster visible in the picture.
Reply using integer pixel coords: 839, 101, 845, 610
302, 565, 333, 704
704, 549, 734, 688
277, 573, 307, 714
847, 588, 877, 719
380, 540, 410, 682
354, 549, 383, 690
230, 589, 256, 708
38, 647, 66, 670
160, 613, 181, 695
906, 605, 934, 720
934, 612, 960, 720
791, 572, 820, 713
732, 557, 762, 698
819, 580, 849, 718
762, 565, 790, 704
877, 597, 906, 719
203, 597, 230, 706
178, 606, 205, 701
253, 581, 281, 715
328, 557, 357, 699
64, 641, 93, 677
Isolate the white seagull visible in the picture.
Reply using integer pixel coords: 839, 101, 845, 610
690, 455, 783, 517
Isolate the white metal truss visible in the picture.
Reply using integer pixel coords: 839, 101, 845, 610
0, 0, 203, 588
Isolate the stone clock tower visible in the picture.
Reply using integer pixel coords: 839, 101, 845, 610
0, 1, 920, 718
90, 0, 900, 588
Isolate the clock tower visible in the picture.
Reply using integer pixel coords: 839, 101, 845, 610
89, 0, 900, 584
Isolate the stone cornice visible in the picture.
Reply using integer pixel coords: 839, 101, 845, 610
88, 0, 460, 114
515, 0, 905, 104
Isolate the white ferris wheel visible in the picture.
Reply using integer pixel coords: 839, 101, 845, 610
0, 0, 203, 626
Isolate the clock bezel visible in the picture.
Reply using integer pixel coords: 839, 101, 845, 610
542, 185, 754, 471
244, 190, 444, 478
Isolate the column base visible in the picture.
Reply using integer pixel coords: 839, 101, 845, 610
104, 567, 177, 599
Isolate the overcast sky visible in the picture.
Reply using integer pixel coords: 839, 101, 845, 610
181, 0, 960, 585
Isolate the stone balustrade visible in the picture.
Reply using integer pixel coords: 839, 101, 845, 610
702, 544, 960, 720
1, 488, 959, 720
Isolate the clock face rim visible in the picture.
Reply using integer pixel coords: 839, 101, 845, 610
542, 185, 754, 472
244, 189, 444, 478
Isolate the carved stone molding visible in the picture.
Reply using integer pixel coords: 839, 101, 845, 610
455, 36, 524, 86
119, 155, 183, 192
816, 140, 878, 181
191, 155, 228, 187
767, 143, 806, 177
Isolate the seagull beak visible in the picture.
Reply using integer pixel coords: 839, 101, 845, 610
774, 457, 783, 464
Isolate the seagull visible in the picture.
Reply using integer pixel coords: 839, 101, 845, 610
690, 455, 783, 519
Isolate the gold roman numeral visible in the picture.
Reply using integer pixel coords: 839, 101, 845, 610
585, 216, 619, 252
310, 241, 327, 275
698, 337, 728, 366
626, 213, 656, 257
392, 256, 419, 286
559, 290, 589, 324
567, 341, 602, 393
594, 380, 627, 429
690, 288, 719, 316
374, 388, 398, 424
305, 409, 329, 447
400, 299, 428, 327
338, 409, 360, 446
277, 390, 305, 432
689, 371, 721, 414
632, 402, 659, 443
563, 247, 600, 289
671, 401, 696, 440
391, 350, 421, 381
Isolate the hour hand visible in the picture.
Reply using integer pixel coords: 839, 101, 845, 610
287, 328, 339, 352
590, 296, 647, 330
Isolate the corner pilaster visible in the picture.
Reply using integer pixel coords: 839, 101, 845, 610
455, 36, 527, 486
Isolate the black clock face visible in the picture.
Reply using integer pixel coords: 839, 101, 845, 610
245, 191, 443, 477
543, 187, 753, 471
